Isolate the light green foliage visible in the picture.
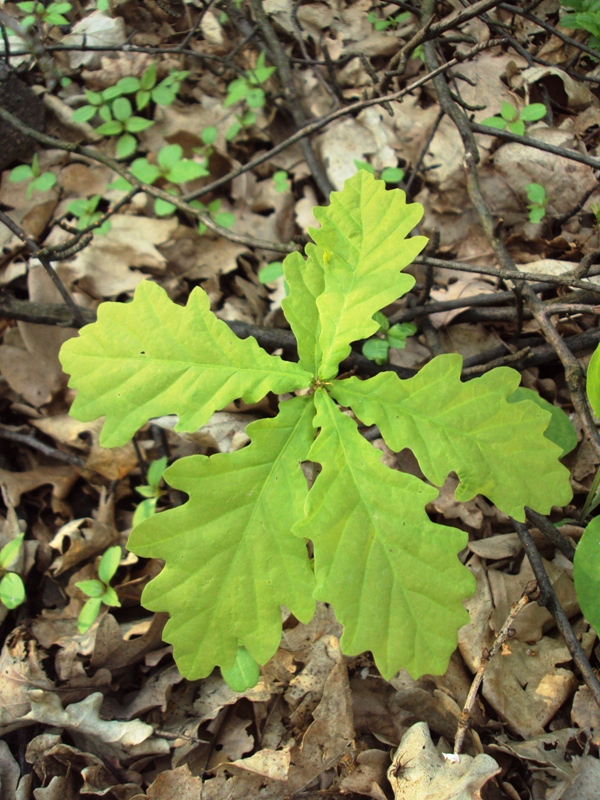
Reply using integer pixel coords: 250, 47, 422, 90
222, 646, 261, 692
507, 388, 577, 458
191, 198, 235, 234
560, 0, 600, 50
224, 52, 275, 139
273, 170, 290, 193
481, 101, 547, 136
362, 311, 416, 365
95, 96, 154, 159
9, 153, 57, 198
525, 182, 548, 223
354, 160, 405, 185
128, 397, 317, 678
67, 195, 112, 235
17, 1, 71, 28
0, 534, 25, 610
76, 545, 122, 633
60, 171, 572, 685
258, 261, 285, 284
132, 456, 168, 527
574, 515, 600, 631
59, 278, 311, 447
587, 340, 600, 417
112, 144, 209, 216
330, 355, 571, 519
367, 9, 410, 31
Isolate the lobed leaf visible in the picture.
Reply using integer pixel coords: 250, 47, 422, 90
282, 171, 427, 379
573, 515, 600, 633
128, 396, 317, 679
330, 354, 572, 520
59, 280, 312, 447
294, 390, 474, 679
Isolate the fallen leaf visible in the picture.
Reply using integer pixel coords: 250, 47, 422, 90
61, 11, 127, 69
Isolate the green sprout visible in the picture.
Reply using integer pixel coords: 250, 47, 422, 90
76, 545, 122, 633
258, 261, 285, 284
366, 9, 410, 31
17, 1, 71, 28
110, 144, 209, 215
525, 182, 548, 223
0, 534, 25, 610
191, 199, 235, 234
560, 1, 600, 51
224, 52, 276, 139
272, 170, 290, 194
362, 312, 417, 365
355, 160, 405, 185
9, 153, 57, 198
481, 101, 546, 136
67, 195, 112, 235
133, 457, 168, 527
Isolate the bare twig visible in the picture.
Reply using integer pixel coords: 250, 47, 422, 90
525, 508, 577, 562
0, 425, 87, 468
454, 585, 536, 755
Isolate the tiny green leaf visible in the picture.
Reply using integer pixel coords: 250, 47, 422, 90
96, 120, 124, 136
586, 342, 600, 416
166, 159, 208, 184
480, 116, 507, 130
362, 337, 390, 364
381, 167, 405, 184
125, 117, 154, 133
258, 261, 284, 283
508, 388, 577, 458
574, 515, 600, 632
201, 126, 217, 145
112, 97, 132, 122
526, 183, 546, 205
78, 597, 102, 633
101, 585, 121, 607
76, 579, 105, 598
116, 133, 137, 159
0, 534, 24, 570
72, 105, 97, 123
221, 646, 261, 692
98, 545, 122, 584
147, 456, 168, 488
387, 321, 417, 349
508, 120, 525, 135
520, 103, 547, 121
140, 62, 157, 91
116, 76, 140, 94
154, 197, 177, 216
133, 497, 158, 527
158, 144, 183, 171
0, 573, 25, 610
501, 101, 517, 121
31, 172, 57, 193
130, 158, 161, 185
9, 164, 34, 182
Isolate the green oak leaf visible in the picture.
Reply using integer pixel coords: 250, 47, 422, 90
282, 170, 427, 379
222, 646, 261, 692
128, 396, 317, 679
574, 515, 600, 633
59, 280, 311, 447
330, 354, 572, 520
508, 387, 577, 458
294, 390, 474, 679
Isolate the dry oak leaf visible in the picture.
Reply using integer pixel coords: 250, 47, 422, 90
387, 722, 500, 800
0, 628, 54, 734
49, 517, 119, 575
132, 764, 203, 800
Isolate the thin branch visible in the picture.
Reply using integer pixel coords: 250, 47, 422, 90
0, 425, 87, 468
512, 519, 600, 709
454, 585, 536, 755
525, 508, 577, 562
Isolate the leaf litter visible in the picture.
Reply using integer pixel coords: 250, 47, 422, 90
1, 1, 600, 799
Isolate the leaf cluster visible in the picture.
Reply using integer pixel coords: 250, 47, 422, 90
223, 52, 275, 139
67, 195, 112, 235
366, 9, 411, 31
0, 535, 25, 610
355, 159, 405, 185
75, 546, 122, 633
560, 0, 600, 50
362, 312, 417, 365
9, 153, 57, 198
132, 457, 168, 527
17, 1, 71, 28
481, 101, 546, 135
59, 171, 572, 686
525, 182, 548, 223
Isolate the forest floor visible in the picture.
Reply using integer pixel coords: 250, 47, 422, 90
1, 1, 600, 798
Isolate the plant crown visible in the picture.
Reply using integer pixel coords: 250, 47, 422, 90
59, 171, 572, 684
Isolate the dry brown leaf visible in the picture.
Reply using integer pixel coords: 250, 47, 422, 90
49, 518, 120, 575
387, 722, 499, 800
229, 748, 291, 781
137, 764, 203, 800
340, 749, 389, 800
571, 685, 600, 746
0, 628, 55, 734
64, 217, 178, 297
120, 664, 184, 720
0, 739, 20, 800
0, 465, 78, 508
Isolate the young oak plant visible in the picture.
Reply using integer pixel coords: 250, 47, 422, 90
59, 171, 572, 685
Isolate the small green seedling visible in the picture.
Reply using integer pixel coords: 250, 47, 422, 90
225, 110, 257, 141
67, 195, 112, 235
367, 9, 410, 31
560, 1, 600, 51
273, 170, 290, 194
0, 534, 25, 610
590, 202, 600, 227
60, 171, 572, 689
94, 96, 154, 159
224, 51, 276, 111
110, 64, 189, 111
17, 1, 71, 28
190, 199, 235, 234
9, 154, 57, 198
362, 311, 417, 365
525, 182, 548, 223
355, 160, 405, 185
132, 457, 168, 527
76, 545, 122, 633
110, 144, 209, 215
481, 101, 546, 136
258, 260, 285, 284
